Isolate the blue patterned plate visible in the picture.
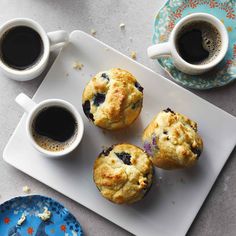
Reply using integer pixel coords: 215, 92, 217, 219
153, 0, 236, 89
0, 195, 83, 236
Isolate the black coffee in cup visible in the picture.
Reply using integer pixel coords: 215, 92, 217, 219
32, 106, 78, 152
0, 26, 43, 70
176, 21, 222, 65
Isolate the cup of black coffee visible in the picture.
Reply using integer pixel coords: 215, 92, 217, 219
15, 93, 84, 158
0, 18, 68, 81
147, 13, 229, 75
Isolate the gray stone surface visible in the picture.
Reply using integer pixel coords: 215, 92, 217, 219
0, 0, 235, 235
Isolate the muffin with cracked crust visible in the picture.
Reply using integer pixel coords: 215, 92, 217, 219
82, 68, 143, 130
142, 108, 203, 170
93, 143, 153, 204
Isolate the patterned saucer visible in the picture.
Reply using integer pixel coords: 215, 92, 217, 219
0, 195, 83, 236
153, 0, 236, 89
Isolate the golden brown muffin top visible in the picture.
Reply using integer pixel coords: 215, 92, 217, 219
82, 68, 143, 130
143, 108, 203, 169
93, 143, 153, 204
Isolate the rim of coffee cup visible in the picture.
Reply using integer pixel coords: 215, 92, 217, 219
170, 13, 229, 71
0, 18, 50, 76
26, 99, 84, 158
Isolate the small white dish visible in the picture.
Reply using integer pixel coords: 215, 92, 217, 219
3, 31, 236, 236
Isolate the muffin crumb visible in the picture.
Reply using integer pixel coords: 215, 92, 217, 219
73, 61, 84, 70
131, 51, 137, 60
91, 29, 96, 36
119, 23, 125, 29
38, 207, 51, 221
22, 185, 31, 194
17, 213, 26, 226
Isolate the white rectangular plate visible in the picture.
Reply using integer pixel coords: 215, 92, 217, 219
3, 31, 236, 236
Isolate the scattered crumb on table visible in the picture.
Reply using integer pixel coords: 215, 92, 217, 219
91, 29, 96, 36
119, 23, 125, 30
66, 72, 69, 77
172, 201, 175, 205
129, 37, 133, 42
130, 51, 137, 60
73, 61, 84, 70
22, 185, 31, 194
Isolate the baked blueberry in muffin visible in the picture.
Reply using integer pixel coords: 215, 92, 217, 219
93, 143, 153, 204
142, 108, 203, 170
82, 68, 143, 130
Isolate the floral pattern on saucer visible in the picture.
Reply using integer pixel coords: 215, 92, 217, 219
153, 0, 236, 89
0, 195, 83, 236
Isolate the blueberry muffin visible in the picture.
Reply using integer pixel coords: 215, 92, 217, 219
93, 143, 153, 204
142, 108, 203, 170
82, 68, 143, 130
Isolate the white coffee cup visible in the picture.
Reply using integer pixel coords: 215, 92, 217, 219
15, 93, 84, 158
0, 18, 69, 81
147, 13, 229, 75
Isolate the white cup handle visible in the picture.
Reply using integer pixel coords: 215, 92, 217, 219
15, 93, 37, 113
47, 30, 69, 51
147, 42, 171, 59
